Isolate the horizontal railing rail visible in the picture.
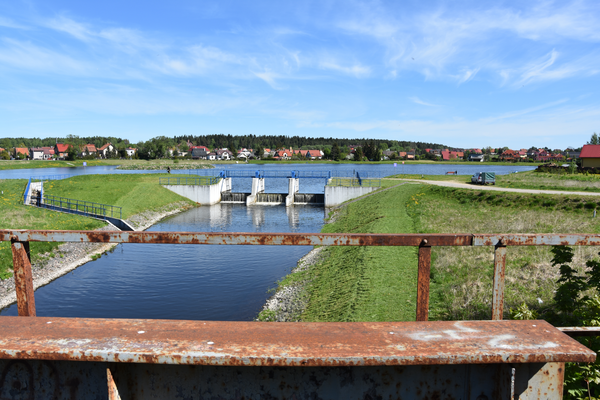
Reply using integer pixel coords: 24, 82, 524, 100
1, 229, 598, 398
37, 195, 122, 219
326, 177, 382, 187
3, 229, 600, 326
159, 176, 220, 185
30, 174, 74, 182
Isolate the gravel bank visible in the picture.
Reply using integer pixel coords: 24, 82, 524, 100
256, 246, 327, 322
0, 201, 193, 311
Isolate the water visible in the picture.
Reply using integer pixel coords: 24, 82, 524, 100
1, 204, 325, 320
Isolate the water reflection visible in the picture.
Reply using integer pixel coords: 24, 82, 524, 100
1, 204, 325, 320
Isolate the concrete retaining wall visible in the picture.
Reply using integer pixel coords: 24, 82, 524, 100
324, 186, 377, 208
163, 182, 223, 205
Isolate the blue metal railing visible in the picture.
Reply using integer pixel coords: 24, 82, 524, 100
159, 176, 220, 185
39, 194, 122, 219
31, 174, 74, 182
23, 178, 31, 204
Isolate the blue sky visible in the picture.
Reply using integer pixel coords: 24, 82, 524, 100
0, 0, 599, 149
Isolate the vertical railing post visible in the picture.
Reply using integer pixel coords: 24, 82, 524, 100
416, 239, 432, 321
10, 237, 36, 316
492, 239, 507, 320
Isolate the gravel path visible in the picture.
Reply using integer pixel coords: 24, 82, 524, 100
0, 201, 192, 311
391, 178, 600, 196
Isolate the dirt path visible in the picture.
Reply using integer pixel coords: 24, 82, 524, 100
390, 179, 600, 197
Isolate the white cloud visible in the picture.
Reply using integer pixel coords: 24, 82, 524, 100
0, 16, 27, 29
45, 15, 93, 42
409, 97, 440, 107
318, 60, 370, 77
0, 38, 88, 73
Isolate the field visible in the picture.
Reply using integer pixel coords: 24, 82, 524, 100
283, 180, 600, 323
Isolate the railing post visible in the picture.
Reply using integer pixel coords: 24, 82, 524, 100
10, 237, 36, 316
492, 239, 507, 320
416, 239, 431, 321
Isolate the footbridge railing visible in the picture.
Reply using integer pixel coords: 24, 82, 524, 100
159, 176, 220, 185
0, 230, 598, 398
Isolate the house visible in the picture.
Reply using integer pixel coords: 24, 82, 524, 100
578, 145, 600, 168
469, 154, 484, 162
14, 148, 29, 159
216, 149, 233, 160
307, 149, 322, 160
55, 143, 71, 159
499, 149, 519, 162
30, 148, 45, 160
274, 149, 292, 160
98, 143, 114, 158
441, 150, 462, 161
191, 148, 209, 159
126, 147, 137, 157
80, 144, 97, 157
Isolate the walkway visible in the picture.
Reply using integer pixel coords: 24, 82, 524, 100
390, 178, 600, 197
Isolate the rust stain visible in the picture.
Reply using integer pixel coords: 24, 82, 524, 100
0, 318, 593, 367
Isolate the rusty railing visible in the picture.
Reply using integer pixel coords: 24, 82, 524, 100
1, 230, 599, 399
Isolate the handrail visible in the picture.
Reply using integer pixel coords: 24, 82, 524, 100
39, 195, 122, 219
3, 229, 600, 324
159, 176, 220, 185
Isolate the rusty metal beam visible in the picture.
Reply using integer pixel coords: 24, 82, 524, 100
10, 239, 36, 317
473, 234, 600, 246
416, 239, 431, 321
558, 327, 600, 337
0, 230, 474, 246
0, 317, 593, 366
492, 240, 507, 320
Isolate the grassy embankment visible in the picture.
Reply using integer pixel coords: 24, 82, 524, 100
0, 174, 195, 279
278, 180, 600, 322
392, 170, 600, 193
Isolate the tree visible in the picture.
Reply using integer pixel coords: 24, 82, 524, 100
354, 146, 364, 161
589, 133, 599, 145
331, 143, 341, 161
0, 150, 9, 160
64, 145, 76, 161
254, 145, 264, 159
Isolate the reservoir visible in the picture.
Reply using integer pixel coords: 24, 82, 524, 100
1, 204, 324, 320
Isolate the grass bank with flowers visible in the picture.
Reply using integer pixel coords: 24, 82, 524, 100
0, 174, 195, 279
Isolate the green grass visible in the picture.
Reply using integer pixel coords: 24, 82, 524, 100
0, 179, 105, 279
409, 186, 600, 321
299, 184, 423, 322
495, 170, 600, 192
0, 174, 195, 279
43, 173, 195, 218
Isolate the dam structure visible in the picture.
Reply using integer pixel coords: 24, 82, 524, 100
160, 170, 380, 207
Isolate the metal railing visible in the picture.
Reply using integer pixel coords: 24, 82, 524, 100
1, 229, 600, 325
31, 174, 74, 182
159, 176, 220, 185
39, 194, 122, 219
327, 177, 382, 187
0, 229, 598, 398
23, 178, 31, 204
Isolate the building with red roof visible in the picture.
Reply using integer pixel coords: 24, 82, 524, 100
580, 145, 600, 168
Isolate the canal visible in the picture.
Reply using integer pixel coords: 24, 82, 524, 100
1, 204, 324, 320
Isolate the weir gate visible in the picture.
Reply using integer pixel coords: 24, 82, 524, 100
161, 169, 382, 207
0, 229, 598, 398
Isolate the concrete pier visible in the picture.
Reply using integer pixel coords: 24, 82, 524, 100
163, 178, 231, 205
285, 178, 300, 207
324, 185, 377, 207
246, 178, 265, 206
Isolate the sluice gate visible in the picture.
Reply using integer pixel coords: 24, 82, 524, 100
0, 229, 598, 398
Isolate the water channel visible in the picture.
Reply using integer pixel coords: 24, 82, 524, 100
1, 162, 537, 320
1, 204, 324, 320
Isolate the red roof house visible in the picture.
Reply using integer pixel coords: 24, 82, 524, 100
580, 145, 600, 168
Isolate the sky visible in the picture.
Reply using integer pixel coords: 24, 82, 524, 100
0, 0, 599, 149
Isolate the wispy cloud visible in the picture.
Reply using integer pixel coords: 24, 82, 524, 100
409, 97, 439, 107
0, 16, 28, 30
318, 59, 370, 77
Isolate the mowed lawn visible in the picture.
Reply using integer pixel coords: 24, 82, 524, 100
0, 174, 194, 279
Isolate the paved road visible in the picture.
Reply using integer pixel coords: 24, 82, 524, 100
390, 179, 600, 197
